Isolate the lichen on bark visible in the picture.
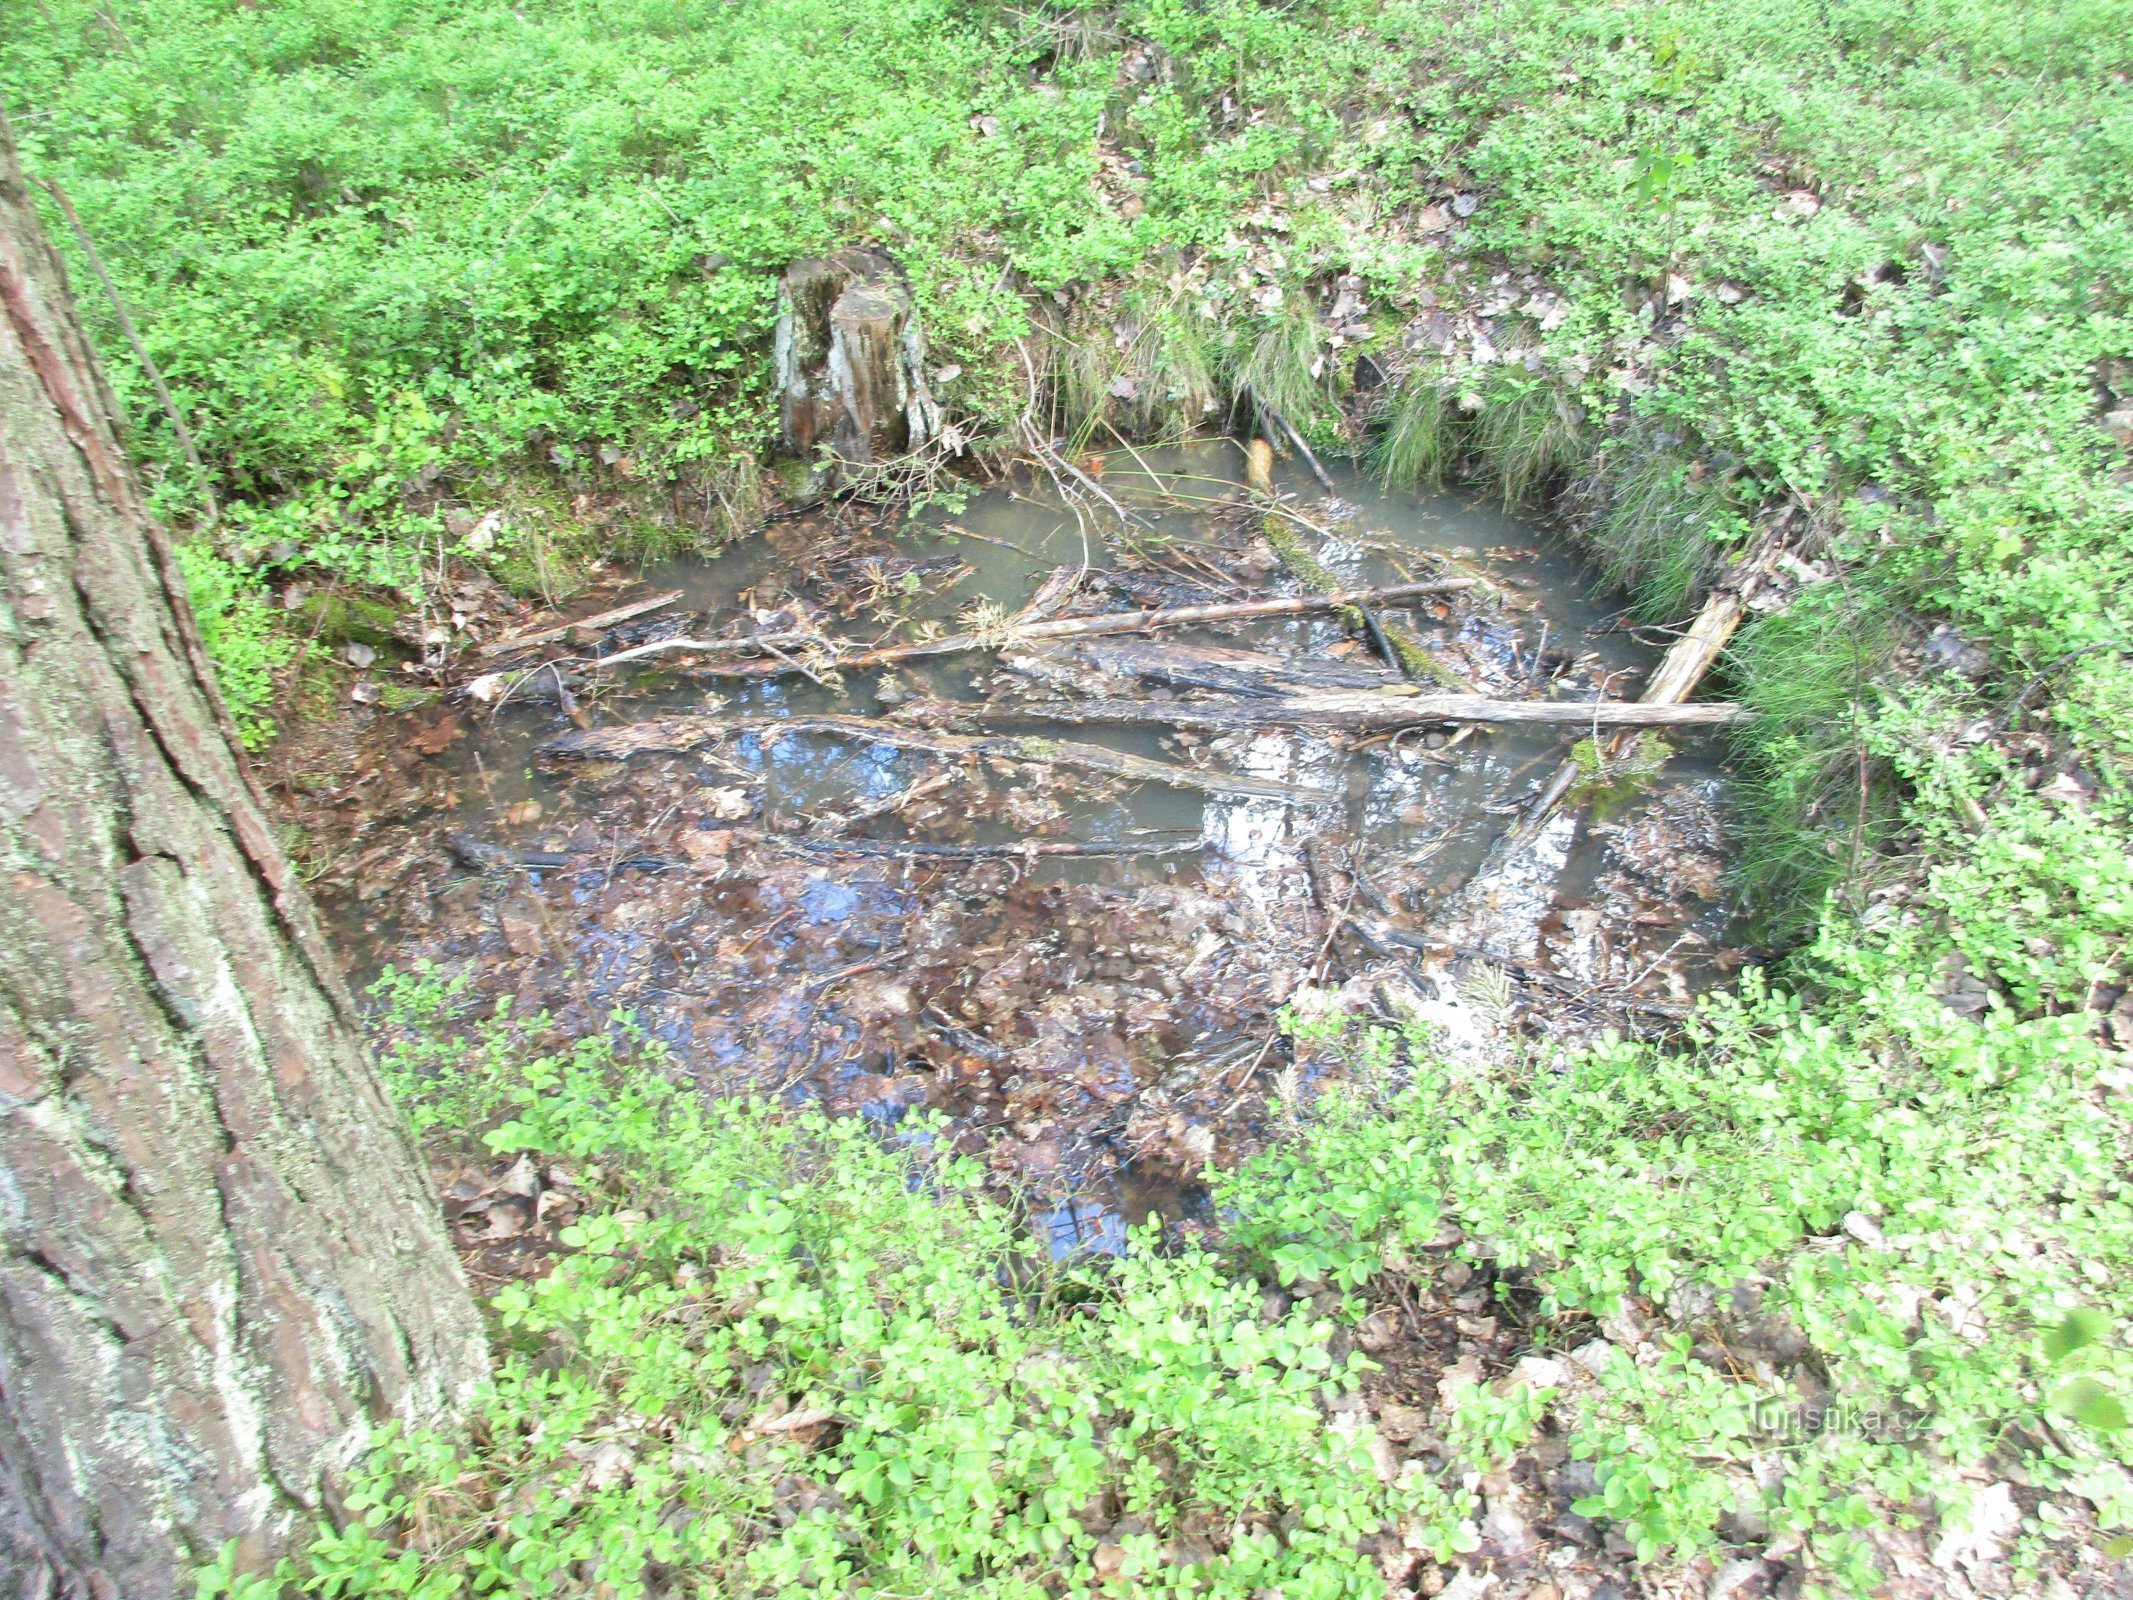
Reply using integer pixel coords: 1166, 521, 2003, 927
0, 127, 486, 1600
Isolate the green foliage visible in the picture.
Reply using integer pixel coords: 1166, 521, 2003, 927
15, 0, 2133, 880
1724, 583, 1902, 934
1584, 429, 1746, 622
6, 0, 1128, 575
175, 541, 293, 746
1236, 304, 1339, 442
29, 0, 2133, 1588
1469, 369, 1586, 509
1219, 787, 2133, 1587
1371, 370, 1458, 492
1567, 729, 1673, 815
1047, 289, 1219, 446
228, 968, 1561, 1597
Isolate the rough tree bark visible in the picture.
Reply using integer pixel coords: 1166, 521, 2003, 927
0, 130, 486, 1598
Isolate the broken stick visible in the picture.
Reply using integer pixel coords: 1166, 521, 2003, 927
904, 690, 1746, 735
692, 580, 1472, 679
1245, 436, 1475, 690
797, 836, 1201, 861
1006, 636, 1402, 697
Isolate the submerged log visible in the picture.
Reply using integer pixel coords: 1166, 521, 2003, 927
698, 579, 1473, 679
1508, 528, 1791, 843
775, 249, 938, 470
796, 836, 1201, 861
1245, 436, 1475, 690
906, 690, 1747, 734
539, 713, 1340, 805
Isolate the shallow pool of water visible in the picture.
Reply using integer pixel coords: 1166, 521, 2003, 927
312, 441, 1741, 1254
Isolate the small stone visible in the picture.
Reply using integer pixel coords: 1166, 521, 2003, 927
1357, 1309, 1404, 1352
1924, 624, 1992, 680
497, 897, 545, 957
1512, 1355, 1567, 1390
1483, 1494, 1533, 1556
1568, 1339, 1615, 1377
1841, 1210, 1886, 1249
1708, 1558, 1776, 1600
1434, 1354, 1485, 1411
680, 828, 732, 862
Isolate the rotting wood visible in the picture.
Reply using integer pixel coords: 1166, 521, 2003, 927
776, 249, 938, 469
577, 628, 823, 672
691, 579, 1473, 680
443, 834, 677, 874
1248, 393, 1335, 490
539, 712, 1341, 805
1016, 563, 1084, 622
1245, 432, 1476, 690
478, 588, 685, 658
1006, 636, 1402, 697
901, 690, 1748, 735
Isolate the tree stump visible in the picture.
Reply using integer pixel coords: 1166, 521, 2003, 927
774, 249, 938, 478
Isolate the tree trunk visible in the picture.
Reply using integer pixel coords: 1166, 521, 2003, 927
0, 131, 485, 1598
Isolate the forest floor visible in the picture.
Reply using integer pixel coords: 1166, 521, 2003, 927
13, 0, 2133, 1594
301, 465, 1713, 1600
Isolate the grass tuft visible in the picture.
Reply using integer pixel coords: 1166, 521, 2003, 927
1371, 368, 1462, 491
1588, 431, 1746, 623
1044, 292, 1219, 447
1723, 583, 1903, 938
1235, 304, 1335, 437
1470, 369, 1586, 508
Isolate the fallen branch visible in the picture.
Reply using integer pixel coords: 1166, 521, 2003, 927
1249, 393, 1335, 491
796, 835, 1201, 861
697, 580, 1472, 679
903, 690, 1747, 735
577, 628, 823, 671
1506, 527, 1793, 845
538, 713, 1340, 805
478, 589, 686, 658
1246, 436, 1474, 690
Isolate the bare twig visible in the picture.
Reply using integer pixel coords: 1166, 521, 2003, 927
39, 177, 215, 523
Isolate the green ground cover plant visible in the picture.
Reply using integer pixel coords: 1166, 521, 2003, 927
1235, 786, 2133, 1584
10, 0, 2133, 1590
203, 973, 1514, 1599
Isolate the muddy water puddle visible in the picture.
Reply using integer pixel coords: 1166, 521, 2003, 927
298, 443, 1743, 1254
